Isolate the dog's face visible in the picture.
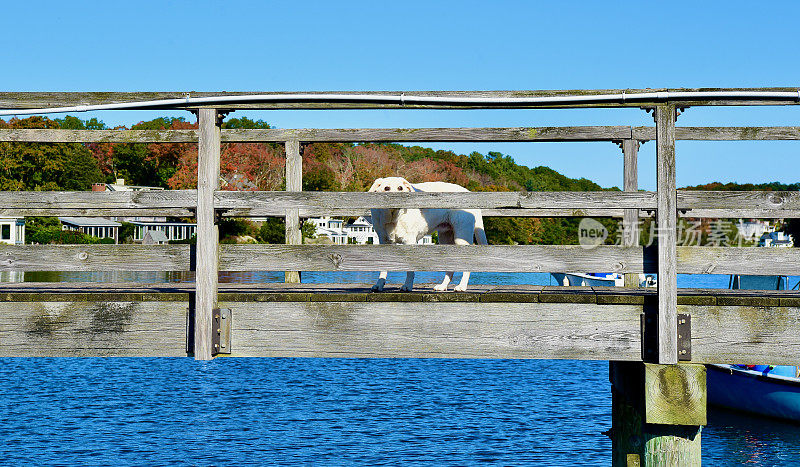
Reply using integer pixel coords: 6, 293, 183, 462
368, 177, 413, 193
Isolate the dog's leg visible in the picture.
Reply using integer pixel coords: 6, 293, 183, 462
434, 230, 455, 292
371, 226, 390, 292
452, 218, 475, 292
400, 271, 415, 292
372, 271, 388, 292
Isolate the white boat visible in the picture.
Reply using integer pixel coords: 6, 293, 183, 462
550, 272, 656, 287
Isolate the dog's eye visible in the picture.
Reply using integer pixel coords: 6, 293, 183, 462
397, 186, 403, 191
384, 186, 391, 191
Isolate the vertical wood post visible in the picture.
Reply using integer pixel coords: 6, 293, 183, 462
655, 105, 678, 365
195, 108, 221, 360
285, 139, 302, 283
622, 138, 640, 288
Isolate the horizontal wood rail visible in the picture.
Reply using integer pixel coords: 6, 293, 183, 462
0, 190, 796, 218
5, 126, 800, 143
1, 283, 798, 363
1, 244, 799, 276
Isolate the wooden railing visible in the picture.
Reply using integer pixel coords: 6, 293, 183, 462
0, 90, 798, 363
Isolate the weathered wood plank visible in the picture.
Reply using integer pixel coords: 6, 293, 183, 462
677, 246, 800, 275
0, 190, 196, 217
635, 126, 800, 141
622, 139, 640, 287
285, 140, 302, 283
195, 108, 220, 360
0, 245, 190, 271
214, 191, 657, 215
0, 244, 796, 275
219, 244, 654, 273
221, 126, 633, 142
0, 301, 187, 357
0, 129, 199, 143
220, 301, 643, 359
656, 105, 678, 364
689, 305, 800, 365
4, 126, 800, 143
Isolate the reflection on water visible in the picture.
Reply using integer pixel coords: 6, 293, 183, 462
19, 270, 800, 289
705, 407, 800, 465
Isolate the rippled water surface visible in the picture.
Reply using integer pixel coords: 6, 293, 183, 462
4, 272, 800, 464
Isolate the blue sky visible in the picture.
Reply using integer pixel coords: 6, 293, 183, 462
3, 1, 799, 190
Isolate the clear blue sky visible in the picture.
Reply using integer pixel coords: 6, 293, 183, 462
3, 1, 800, 190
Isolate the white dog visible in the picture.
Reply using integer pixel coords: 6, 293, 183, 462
368, 176, 487, 292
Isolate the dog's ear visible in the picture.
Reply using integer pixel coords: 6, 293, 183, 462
402, 180, 413, 192
368, 179, 383, 192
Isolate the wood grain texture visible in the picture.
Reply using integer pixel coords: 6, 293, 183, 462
656, 105, 678, 365
220, 126, 634, 142
0, 190, 196, 217
285, 140, 302, 283
219, 244, 655, 273
676, 246, 800, 275
644, 363, 706, 425
219, 301, 643, 359
195, 108, 220, 360
0, 245, 191, 271
622, 140, 640, 287
3, 126, 800, 143
634, 126, 800, 141
688, 305, 800, 365
0, 301, 186, 357
0, 129, 198, 143
214, 191, 657, 215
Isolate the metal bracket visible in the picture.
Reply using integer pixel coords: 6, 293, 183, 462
677, 313, 691, 361
641, 312, 692, 362
212, 308, 231, 355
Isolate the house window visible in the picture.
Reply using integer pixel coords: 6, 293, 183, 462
1, 224, 10, 240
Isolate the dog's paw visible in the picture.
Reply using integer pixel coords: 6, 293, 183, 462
371, 284, 385, 292
400, 284, 414, 292
453, 284, 468, 292
433, 283, 449, 292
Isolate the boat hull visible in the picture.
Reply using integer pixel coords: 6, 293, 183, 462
707, 364, 800, 422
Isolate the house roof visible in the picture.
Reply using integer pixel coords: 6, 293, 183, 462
59, 217, 121, 227
144, 230, 169, 242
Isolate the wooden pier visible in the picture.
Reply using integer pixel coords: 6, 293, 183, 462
1, 89, 800, 465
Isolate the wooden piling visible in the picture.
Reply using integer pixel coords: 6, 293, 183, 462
195, 108, 221, 360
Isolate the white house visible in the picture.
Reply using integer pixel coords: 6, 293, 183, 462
736, 220, 775, 241
59, 217, 120, 243
307, 215, 433, 245
0, 217, 25, 245
759, 231, 794, 248
130, 221, 197, 243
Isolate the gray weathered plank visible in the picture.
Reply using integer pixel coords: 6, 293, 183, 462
214, 191, 657, 215
634, 126, 800, 141
656, 105, 678, 364
220, 301, 643, 359
0, 245, 191, 271
688, 305, 800, 365
195, 108, 220, 360
219, 244, 654, 273
622, 139, 640, 288
0, 301, 187, 357
677, 246, 800, 275
285, 139, 302, 283
0, 129, 199, 143
221, 126, 634, 142
0, 190, 196, 217
4, 126, 800, 143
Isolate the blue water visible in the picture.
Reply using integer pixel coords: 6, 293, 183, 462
4, 271, 800, 464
